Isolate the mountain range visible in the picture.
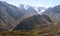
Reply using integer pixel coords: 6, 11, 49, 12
0, 1, 33, 31
0, 1, 60, 31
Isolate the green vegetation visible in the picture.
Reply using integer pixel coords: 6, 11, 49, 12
0, 25, 60, 36
0, 30, 38, 36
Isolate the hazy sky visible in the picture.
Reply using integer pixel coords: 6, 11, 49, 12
0, 0, 60, 8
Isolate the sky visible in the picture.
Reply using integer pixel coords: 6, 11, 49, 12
0, 0, 60, 8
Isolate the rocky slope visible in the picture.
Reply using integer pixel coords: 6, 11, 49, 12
0, 1, 33, 31
13, 14, 52, 30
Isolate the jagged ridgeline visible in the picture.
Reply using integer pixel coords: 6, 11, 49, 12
0, 1, 53, 31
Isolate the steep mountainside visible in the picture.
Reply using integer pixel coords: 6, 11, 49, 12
13, 14, 52, 30
26, 6, 38, 15
43, 5, 60, 14
0, 1, 33, 31
0, 1, 54, 31
52, 5, 60, 13
42, 5, 60, 25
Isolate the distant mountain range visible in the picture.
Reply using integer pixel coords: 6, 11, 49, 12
0, 1, 60, 31
43, 5, 60, 14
